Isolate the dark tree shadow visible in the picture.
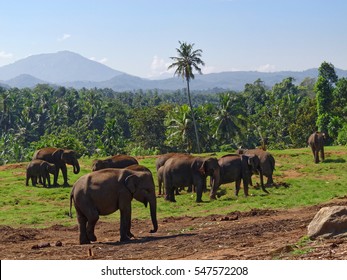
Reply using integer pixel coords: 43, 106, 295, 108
323, 158, 346, 163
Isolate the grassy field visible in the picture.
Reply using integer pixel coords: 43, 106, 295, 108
0, 146, 347, 228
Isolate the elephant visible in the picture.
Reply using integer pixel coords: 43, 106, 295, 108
69, 168, 158, 244
32, 147, 80, 186
210, 154, 267, 199
155, 153, 189, 171
163, 155, 220, 202
26, 159, 56, 187
308, 132, 325, 163
156, 153, 194, 195
92, 155, 138, 171
237, 148, 275, 186
157, 166, 165, 195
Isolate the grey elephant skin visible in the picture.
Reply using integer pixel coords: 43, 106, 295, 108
32, 147, 80, 186
92, 155, 138, 171
308, 132, 325, 163
210, 154, 267, 199
70, 168, 158, 244
237, 148, 275, 186
163, 155, 220, 202
155, 153, 188, 171
26, 159, 56, 187
155, 153, 190, 195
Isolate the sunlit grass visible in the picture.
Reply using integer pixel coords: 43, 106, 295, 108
1, 146, 347, 228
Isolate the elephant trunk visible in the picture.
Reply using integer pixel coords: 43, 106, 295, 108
149, 198, 158, 233
73, 159, 80, 174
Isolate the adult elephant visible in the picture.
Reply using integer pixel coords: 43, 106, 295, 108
163, 155, 220, 203
155, 153, 189, 171
237, 148, 275, 186
210, 154, 267, 200
308, 132, 325, 163
69, 168, 158, 244
92, 155, 138, 171
32, 147, 80, 186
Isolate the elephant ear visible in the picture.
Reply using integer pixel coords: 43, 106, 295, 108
52, 149, 64, 160
124, 174, 138, 196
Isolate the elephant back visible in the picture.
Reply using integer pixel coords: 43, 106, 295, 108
32, 147, 59, 163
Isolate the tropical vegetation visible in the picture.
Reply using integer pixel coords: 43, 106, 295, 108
1, 62, 347, 165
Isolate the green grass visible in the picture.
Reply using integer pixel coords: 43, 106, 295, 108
1, 146, 347, 228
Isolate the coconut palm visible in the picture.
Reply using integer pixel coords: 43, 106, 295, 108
168, 41, 205, 153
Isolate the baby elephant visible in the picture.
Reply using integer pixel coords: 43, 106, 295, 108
26, 159, 56, 187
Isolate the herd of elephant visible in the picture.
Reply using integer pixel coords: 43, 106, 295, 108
24, 131, 325, 244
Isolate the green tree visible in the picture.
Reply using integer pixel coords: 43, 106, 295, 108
165, 104, 195, 152
168, 41, 205, 153
314, 62, 338, 135
129, 107, 166, 151
213, 92, 246, 147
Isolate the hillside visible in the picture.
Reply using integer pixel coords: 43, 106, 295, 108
1, 51, 347, 91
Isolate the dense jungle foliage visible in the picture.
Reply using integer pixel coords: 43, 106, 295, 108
1, 62, 347, 165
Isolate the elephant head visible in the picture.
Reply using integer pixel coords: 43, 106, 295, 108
92, 159, 105, 171
242, 154, 268, 194
199, 157, 220, 196
45, 162, 56, 175
124, 171, 158, 233
53, 149, 80, 174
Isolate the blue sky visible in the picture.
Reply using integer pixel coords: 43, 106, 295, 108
1, 0, 346, 78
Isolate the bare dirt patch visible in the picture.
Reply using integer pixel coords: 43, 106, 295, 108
1, 197, 347, 260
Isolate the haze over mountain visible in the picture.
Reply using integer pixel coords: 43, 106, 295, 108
0, 51, 123, 83
1, 51, 347, 92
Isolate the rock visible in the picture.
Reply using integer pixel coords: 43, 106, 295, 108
31, 242, 51, 250
307, 206, 347, 239
55, 240, 62, 247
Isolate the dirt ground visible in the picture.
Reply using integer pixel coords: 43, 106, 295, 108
1, 197, 347, 260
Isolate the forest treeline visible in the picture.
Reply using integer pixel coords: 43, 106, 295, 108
1, 62, 347, 165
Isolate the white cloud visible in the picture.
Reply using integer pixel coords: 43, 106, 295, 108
0, 51, 13, 59
148, 55, 173, 78
57, 33, 71, 42
256, 64, 276, 72
89, 57, 108, 64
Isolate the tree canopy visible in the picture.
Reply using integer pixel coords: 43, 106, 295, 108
1, 61, 347, 165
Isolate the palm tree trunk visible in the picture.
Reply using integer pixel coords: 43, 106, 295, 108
186, 79, 201, 153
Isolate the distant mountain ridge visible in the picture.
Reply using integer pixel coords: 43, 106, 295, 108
1, 51, 347, 92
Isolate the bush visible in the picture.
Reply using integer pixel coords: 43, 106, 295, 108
337, 123, 347, 145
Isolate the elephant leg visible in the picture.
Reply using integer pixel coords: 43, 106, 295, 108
38, 175, 43, 185
76, 211, 90, 245
85, 208, 99, 242
169, 187, 176, 202
47, 174, 51, 187
320, 147, 325, 162
235, 179, 241, 196
53, 168, 59, 186
243, 180, 249, 197
42, 175, 47, 188
32, 176, 37, 186
26, 174, 29, 186
195, 180, 203, 202
266, 175, 274, 186
61, 164, 69, 186
119, 207, 132, 242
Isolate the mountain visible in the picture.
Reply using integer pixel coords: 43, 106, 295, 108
5, 74, 48, 88
1, 50, 347, 92
0, 51, 123, 83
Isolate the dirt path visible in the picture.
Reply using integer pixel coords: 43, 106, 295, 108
1, 197, 347, 260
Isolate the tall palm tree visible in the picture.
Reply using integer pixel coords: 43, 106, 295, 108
168, 41, 205, 153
